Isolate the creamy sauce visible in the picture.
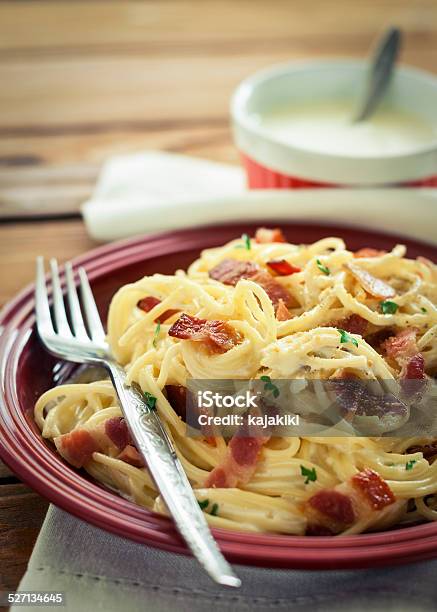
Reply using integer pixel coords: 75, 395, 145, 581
254, 101, 436, 157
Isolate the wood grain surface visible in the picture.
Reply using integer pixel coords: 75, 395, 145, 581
0, 0, 436, 596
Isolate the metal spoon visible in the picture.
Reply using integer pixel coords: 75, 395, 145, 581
353, 27, 402, 123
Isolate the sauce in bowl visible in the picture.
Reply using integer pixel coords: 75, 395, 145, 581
254, 100, 436, 157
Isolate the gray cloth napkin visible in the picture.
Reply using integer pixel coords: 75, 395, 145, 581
14, 505, 436, 612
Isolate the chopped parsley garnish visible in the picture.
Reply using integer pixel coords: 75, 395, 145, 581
380, 300, 399, 315
198, 499, 209, 510
316, 259, 330, 276
406, 459, 417, 471
210, 503, 219, 516
144, 391, 157, 411
300, 465, 317, 484
338, 329, 359, 348
260, 375, 280, 398
153, 322, 161, 347
235, 233, 252, 250
421, 307, 428, 313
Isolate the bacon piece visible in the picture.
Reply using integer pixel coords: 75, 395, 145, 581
168, 313, 241, 353
206, 436, 267, 488
382, 329, 418, 363
105, 417, 131, 450
117, 445, 144, 468
205, 418, 269, 488
336, 314, 368, 336
308, 490, 355, 528
137, 296, 179, 323
403, 353, 426, 380
165, 385, 187, 420
351, 468, 395, 510
275, 299, 291, 321
229, 435, 263, 467
209, 259, 259, 285
304, 468, 396, 534
328, 377, 364, 421
366, 327, 394, 351
250, 270, 296, 307
137, 295, 160, 312
209, 258, 295, 307
354, 248, 386, 258
206, 467, 228, 488
382, 329, 426, 390
345, 262, 396, 299
255, 227, 286, 243
54, 429, 100, 468
266, 259, 301, 276
401, 353, 426, 396
329, 376, 407, 424
333, 369, 359, 380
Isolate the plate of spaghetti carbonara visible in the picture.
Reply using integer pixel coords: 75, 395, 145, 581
1, 220, 437, 568
34, 226, 437, 537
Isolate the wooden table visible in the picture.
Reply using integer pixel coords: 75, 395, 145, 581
1, 0, 436, 595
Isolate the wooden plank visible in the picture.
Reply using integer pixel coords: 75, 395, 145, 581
0, 52, 286, 129
1, 0, 436, 54
0, 462, 14, 481
0, 182, 93, 218
0, 484, 49, 591
0, 163, 99, 218
0, 125, 234, 166
0, 220, 96, 307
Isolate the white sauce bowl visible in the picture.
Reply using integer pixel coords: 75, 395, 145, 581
231, 59, 437, 187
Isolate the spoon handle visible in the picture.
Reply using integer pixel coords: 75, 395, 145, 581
353, 27, 402, 123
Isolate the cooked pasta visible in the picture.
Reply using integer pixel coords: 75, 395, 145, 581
35, 228, 437, 535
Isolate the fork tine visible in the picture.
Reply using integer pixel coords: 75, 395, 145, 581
35, 257, 55, 338
49, 258, 72, 337
65, 262, 89, 341
78, 267, 106, 343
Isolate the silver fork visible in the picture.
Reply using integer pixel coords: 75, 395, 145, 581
35, 257, 241, 588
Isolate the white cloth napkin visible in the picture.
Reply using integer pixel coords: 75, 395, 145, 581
82, 151, 245, 241
15, 506, 437, 612
81, 150, 437, 244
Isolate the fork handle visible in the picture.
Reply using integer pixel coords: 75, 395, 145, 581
106, 362, 241, 588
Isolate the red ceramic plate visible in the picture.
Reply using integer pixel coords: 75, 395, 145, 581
1, 221, 437, 570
